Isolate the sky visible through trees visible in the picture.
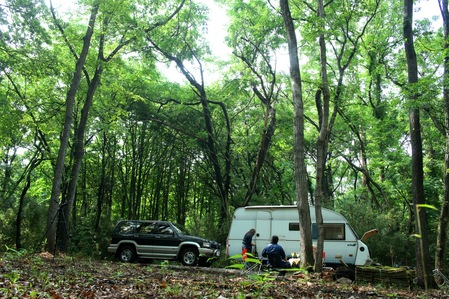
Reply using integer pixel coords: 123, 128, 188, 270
44, 0, 443, 84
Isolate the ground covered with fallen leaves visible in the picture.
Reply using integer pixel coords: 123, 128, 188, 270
0, 253, 448, 298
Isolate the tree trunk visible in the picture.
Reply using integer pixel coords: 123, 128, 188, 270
147, 42, 231, 240
16, 175, 30, 249
200, 93, 229, 230
94, 131, 108, 231
57, 66, 103, 252
15, 141, 43, 249
232, 46, 278, 208
436, 0, 449, 275
313, 0, 332, 273
175, 145, 190, 226
243, 105, 276, 206
403, 0, 437, 289
45, 3, 99, 253
280, 0, 314, 268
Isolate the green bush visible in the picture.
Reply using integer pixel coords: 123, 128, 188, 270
336, 202, 415, 266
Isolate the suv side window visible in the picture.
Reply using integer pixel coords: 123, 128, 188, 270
116, 221, 139, 234
154, 223, 174, 235
138, 222, 156, 234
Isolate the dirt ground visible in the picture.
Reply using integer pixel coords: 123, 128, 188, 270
0, 253, 448, 298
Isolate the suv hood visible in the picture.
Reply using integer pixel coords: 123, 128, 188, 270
181, 234, 220, 249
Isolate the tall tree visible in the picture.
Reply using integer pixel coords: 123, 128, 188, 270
314, 0, 331, 272
436, 0, 449, 275
280, 0, 314, 268
403, 0, 437, 289
146, 1, 232, 239
226, 0, 282, 206
45, 2, 100, 253
311, 0, 381, 271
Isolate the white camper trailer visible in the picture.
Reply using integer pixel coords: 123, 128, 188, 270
226, 205, 376, 266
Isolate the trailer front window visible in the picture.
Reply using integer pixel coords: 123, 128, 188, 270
324, 224, 345, 240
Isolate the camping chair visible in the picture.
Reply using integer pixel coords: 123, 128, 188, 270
241, 255, 263, 274
263, 254, 290, 276
267, 254, 285, 268
241, 245, 263, 274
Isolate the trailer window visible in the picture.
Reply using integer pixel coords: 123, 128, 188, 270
312, 223, 345, 240
289, 223, 300, 231
325, 224, 345, 240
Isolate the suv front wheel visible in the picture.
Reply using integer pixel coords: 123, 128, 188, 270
118, 245, 136, 263
180, 247, 199, 266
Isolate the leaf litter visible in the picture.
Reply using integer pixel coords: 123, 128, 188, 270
0, 253, 448, 298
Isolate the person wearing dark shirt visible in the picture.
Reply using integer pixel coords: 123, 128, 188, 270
242, 228, 256, 261
261, 235, 291, 268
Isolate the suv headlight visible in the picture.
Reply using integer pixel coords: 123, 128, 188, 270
202, 241, 211, 248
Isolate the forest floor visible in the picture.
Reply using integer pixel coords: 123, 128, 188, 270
0, 252, 448, 298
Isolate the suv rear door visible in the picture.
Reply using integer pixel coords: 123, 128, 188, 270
134, 221, 157, 256
151, 222, 181, 259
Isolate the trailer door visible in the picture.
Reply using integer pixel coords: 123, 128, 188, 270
313, 223, 357, 265
255, 211, 272, 256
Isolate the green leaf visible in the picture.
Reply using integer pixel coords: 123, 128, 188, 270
244, 257, 261, 264
228, 254, 244, 260
416, 204, 437, 210
225, 263, 245, 269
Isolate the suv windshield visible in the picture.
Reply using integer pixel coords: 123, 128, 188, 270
171, 223, 190, 235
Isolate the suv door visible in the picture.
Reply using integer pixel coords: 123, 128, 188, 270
134, 221, 157, 257
151, 222, 181, 259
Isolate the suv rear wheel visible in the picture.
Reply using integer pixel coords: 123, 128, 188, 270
180, 247, 199, 266
118, 245, 136, 263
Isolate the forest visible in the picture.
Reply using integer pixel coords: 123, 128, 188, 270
0, 0, 447, 289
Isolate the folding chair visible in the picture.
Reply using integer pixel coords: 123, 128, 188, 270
260, 254, 291, 276
267, 254, 282, 268
241, 255, 263, 274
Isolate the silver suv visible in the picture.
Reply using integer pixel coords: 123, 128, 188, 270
107, 220, 221, 266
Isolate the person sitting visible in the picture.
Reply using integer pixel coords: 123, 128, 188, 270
261, 235, 291, 269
